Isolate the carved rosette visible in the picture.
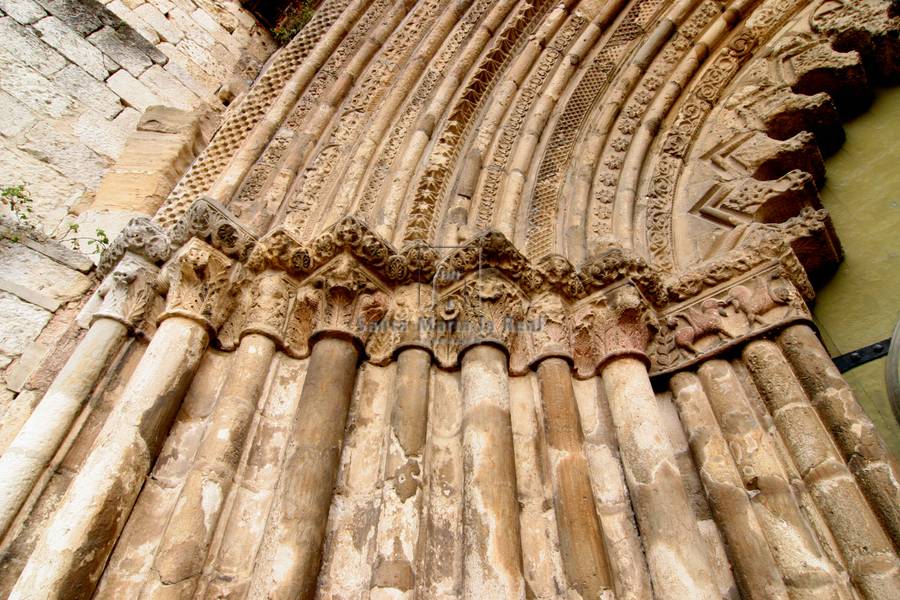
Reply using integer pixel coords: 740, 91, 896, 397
93, 253, 162, 335
158, 238, 242, 333
97, 217, 172, 278
571, 284, 656, 378
170, 197, 257, 262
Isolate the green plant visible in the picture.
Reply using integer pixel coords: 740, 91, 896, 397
1, 184, 109, 254
273, 1, 315, 46
60, 222, 110, 255
2, 185, 34, 227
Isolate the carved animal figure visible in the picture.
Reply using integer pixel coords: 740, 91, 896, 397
668, 298, 733, 354
726, 274, 794, 326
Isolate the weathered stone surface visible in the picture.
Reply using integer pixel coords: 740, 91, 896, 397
698, 358, 849, 599
0, 16, 66, 76
138, 64, 200, 110
86, 25, 153, 77
51, 63, 123, 119
0, 291, 51, 365
34, 16, 110, 79
74, 110, 131, 160
133, 2, 182, 43
0, 58, 74, 117
20, 121, 110, 188
8, 316, 209, 600
0, 0, 46, 25
0, 244, 91, 302
0, 144, 86, 228
0, 89, 36, 137
778, 324, 900, 550
670, 371, 789, 600
31, 0, 117, 36
0, 277, 60, 311
460, 345, 525, 598
602, 357, 719, 600
246, 337, 359, 599
106, 68, 161, 111
536, 357, 613, 598
744, 341, 900, 599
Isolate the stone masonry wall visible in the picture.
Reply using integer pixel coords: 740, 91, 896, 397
0, 0, 276, 441
0, 0, 274, 232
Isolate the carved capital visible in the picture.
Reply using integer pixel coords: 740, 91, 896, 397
571, 284, 656, 377
93, 253, 161, 335
308, 254, 390, 348
649, 263, 811, 375
97, 217, 172, 278
366, 284, 434, 364
159, 238, 242, 333
432, 271, 528, 371
240, 271, 296, 344
525, 292, 572, 367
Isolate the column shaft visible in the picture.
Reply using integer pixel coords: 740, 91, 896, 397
0, 318, 128, 540
417, 369, 464, 598
509, 374, 567, 598
246, 336, 359, 599
145, 332, 277, 597
200, 355, 308, 599
600, 356, 719, 600
743, 341, 900, 600
370, 348, 431, 597
460, 345, 525, 599
573, 377, 653, 600
9, 316, 209, 600
698, 359, 847, 600
670, 371, 789, 600
779, 324, 900, 548
536, 357, 613, 598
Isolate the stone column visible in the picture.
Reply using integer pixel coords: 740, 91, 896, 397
574, 284, 718, 600
9, 239, 238, 600
743, 341, 900, 600
246, 258, 388, 599
417, 368, 464, 599
460, 344, 526, 599
370, 347, 431, 597
670, 372, 789, 600
144, 271, 291, 597
535, 357, 613, 598
245, 335, 359, 599
0, 256, 156, 541
778, 324, 900, 548
697, 359, 846, 600
601, 357, 718, 599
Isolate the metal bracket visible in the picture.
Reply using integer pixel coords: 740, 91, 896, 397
833, 338, 891, 373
